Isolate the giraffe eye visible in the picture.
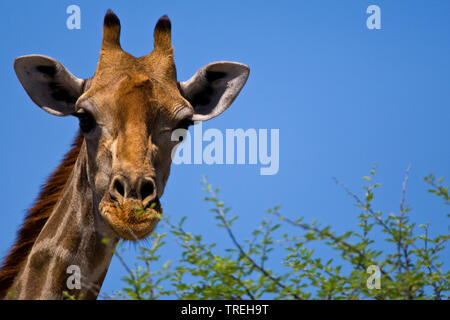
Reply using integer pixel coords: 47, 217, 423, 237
174, 119, 193, 142
74, 110, 97, 133
175, 118, 193, 131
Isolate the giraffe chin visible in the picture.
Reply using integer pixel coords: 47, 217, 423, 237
99, 197, 162, 241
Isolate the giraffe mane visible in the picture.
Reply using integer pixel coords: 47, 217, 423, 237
0, 131, 83, 298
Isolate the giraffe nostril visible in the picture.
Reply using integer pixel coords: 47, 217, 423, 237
140, 179, 155, 201
109, 175, 155, 205
110, 176, 126, 201
114, 180, 125, 197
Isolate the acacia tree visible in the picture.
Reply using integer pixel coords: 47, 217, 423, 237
103, 167, 448, 300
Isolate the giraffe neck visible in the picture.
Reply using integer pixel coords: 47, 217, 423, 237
7, 142, 118, 300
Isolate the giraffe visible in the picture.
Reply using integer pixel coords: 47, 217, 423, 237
0, 10, 249, 299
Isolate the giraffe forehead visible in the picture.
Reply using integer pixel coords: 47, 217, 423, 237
87, 72, 184, 125
95, 48, 177, 85
115, 77, 185, 121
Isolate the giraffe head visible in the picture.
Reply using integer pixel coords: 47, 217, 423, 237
14, 10, 249, 240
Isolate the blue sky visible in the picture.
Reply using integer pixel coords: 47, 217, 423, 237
0, 0, 448, 297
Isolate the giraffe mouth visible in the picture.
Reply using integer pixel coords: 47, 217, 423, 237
99, 197, 162, 240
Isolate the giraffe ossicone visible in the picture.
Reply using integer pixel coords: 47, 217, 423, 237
0, 10, 249, 300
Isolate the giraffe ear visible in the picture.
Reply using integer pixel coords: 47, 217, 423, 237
179, 61, 250, 121
14, 55, 85, 116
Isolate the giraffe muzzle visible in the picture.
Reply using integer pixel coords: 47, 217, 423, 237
99, 175, 162, 240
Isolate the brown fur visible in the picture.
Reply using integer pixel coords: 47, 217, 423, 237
0, 132, 83, 298
1, 10, 248, 299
